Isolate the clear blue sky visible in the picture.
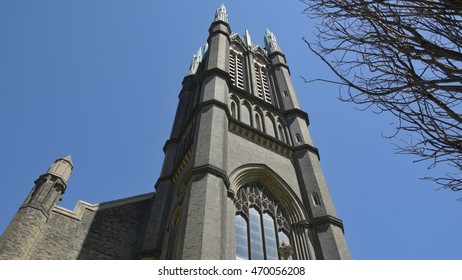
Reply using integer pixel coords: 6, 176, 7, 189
0, 0, 460, 260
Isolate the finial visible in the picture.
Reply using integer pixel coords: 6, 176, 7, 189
264, 28, 282, 53
188, 47, 203, 75
244, 29, 252, 47
214, 4, 228, 23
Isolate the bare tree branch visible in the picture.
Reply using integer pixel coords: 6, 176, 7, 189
301, 0, 462, 192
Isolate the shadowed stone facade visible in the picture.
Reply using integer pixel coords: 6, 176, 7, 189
0, 5, 350, 260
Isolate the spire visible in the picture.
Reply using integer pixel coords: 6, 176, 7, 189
264, 28, 281, 53
214, 4, 228, 23
188, 47, 203, 75
244, 29, 252, 47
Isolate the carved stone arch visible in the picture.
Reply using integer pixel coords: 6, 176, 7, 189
253, 106, 265, 132
240, 100, 252, 126
264, 112, 276, 138
253, 51, 270, 66
230, 95, 240, 120
276, 117, 288, 144
229, 164, 307, 224
165, 204, 183, 259
230, 37, 247, 53
230, 47, 245, 57
229, 164, 313, 260
166, 204, 181, 232
277, 117, 293, 145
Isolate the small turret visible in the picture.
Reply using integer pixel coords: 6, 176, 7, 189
0, 156, 73, 259
46, 155, 73, 191
205, 4, 231, 75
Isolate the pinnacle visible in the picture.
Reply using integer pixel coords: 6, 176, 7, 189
244, 28, 252, 46
196, 47, 202, 56
59, 155, 73, 167
214, 3, 229, 23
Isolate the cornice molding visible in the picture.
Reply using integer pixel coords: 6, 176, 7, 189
311, 215, 345, 233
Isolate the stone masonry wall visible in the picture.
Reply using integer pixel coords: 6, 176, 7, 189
26, 195, 153, 260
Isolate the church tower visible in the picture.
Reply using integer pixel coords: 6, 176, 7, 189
0, 4, 350, 260
140, 5, 350, 260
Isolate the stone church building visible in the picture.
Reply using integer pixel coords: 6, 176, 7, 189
0, 5, 350, 260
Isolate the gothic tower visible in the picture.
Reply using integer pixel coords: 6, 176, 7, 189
0, 4, 350, 260
140, 5, 351, 260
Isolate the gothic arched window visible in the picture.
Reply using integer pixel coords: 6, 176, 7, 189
265, 114, 276, 138
234, 182, 291, 260
241, 102, 252, 126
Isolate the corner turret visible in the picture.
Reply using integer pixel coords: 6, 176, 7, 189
46, 155, 73, 191
206, 4, 231, 75
0, 156, 73, 259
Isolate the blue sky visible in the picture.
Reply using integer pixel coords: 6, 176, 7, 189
0, 1, 460, 259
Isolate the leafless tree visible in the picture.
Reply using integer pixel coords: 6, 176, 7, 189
301, 0, 462, 192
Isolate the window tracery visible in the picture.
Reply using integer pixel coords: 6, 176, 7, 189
234, 182, 291, 260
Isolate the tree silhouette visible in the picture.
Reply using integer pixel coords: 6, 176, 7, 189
302, 0, 462, 192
